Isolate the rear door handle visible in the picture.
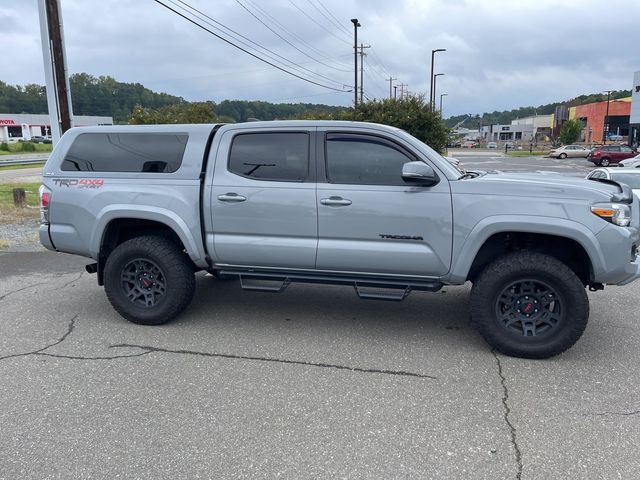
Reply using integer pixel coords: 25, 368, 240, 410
217, 193, 246, 202
320, 196, 352, 206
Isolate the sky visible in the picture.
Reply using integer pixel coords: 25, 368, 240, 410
1, 0, 639, 117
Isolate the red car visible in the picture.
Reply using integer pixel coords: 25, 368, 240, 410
588, 145, 637, 166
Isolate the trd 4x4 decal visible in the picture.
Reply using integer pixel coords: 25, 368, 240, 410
53, 179, 104, 188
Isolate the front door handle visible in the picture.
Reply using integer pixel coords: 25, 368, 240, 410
320, 196, 352, 206
218, 193, 246, 202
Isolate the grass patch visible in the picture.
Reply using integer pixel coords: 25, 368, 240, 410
0, 142, 52, 155
0, 182, 41, 224
0, 162, 45, 171
0, 238, 10, 249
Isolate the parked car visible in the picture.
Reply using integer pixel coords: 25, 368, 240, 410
549, 145, 591, 159
619, 154, 640, 168
31, 136, 47, 143
504, 141, 514, 149
487, 142, 497, 149
586, 168, 640, 197
588, 145, 637, 166
462, 141, 477, 148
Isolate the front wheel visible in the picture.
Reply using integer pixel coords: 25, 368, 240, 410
470, 252, 589, 359
600, 157, 610, 167
104, 235, 195, 325
559, 153, 567, 159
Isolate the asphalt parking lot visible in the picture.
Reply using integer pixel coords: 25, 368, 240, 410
1, 155, 639, 479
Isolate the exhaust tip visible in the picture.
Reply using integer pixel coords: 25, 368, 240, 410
85, 263, 98, 274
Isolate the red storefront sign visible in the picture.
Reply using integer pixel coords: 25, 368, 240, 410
0, 120, 17, 125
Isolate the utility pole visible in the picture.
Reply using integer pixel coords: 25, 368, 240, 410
350, 19, 361, 109
603, 90, 611, 143
386, 76, 397, 99
38, 0, 74, 145
358, 43, 370, 104
398, 83, 407, 99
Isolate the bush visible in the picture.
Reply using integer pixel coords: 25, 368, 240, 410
0, 142, 9, 151
20, 142, 37, 152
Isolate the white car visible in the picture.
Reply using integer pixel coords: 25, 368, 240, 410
586, 168, 640, 197
549, 145, 591, 159
619, 154, 640, 168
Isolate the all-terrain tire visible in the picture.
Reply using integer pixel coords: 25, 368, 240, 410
470, 252, 589, 359
104, 235, 196, 325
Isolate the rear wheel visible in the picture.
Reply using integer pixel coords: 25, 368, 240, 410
104, 235, 195, 325
600, 157, 611, 167
559, 153, 567, 159
470, 252, 589, 359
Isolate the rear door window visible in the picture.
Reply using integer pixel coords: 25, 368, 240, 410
228, 132, 309, 182
62, 133, 188, 172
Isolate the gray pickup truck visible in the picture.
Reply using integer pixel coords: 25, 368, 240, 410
38, 121, 640, 358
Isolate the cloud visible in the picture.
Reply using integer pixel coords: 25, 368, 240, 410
1, 0, 638, 116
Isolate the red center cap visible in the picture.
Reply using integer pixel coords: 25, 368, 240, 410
522, 302, 533, 314
142, 279, 151, 288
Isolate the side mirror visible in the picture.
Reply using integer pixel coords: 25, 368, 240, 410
402, 161, 439, 186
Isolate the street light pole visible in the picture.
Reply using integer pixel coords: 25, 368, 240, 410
440, 93, 448, 117
433, 73, 444, 113
350, 18, 360, 109
603, 90, 611, 143
430, 48, 446, 111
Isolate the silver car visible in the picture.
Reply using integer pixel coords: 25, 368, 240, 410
619, 154, 640, 168
549, 145, 591, 159
586, 168, 640, 197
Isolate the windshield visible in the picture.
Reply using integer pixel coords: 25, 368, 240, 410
611, 173, 640, 189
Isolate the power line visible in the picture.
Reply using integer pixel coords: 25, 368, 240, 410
235, 0, 351, 74
243, 0, 352, 70
152, 0, 350, 92
308, 0, 352, 39
286, 0, 352, 46
172, 0, 347, 87
314, 0, 352, 37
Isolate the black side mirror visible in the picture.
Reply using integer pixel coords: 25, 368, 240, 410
402, 161, 439, 186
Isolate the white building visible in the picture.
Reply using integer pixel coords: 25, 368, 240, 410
0, 113, 113, 142
480, 114, 553, 143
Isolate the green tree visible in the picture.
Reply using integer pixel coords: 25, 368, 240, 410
559, 118, 583, 145
128, 102, 217, 124
353, 95, 449, 151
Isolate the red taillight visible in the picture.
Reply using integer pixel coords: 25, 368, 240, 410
39, 185, 51, 224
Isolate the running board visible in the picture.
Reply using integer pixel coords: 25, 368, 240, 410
354, 283, 412, 302
220, 269, 443, 301
239, 275, 291, 293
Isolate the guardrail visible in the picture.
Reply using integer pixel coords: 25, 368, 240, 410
0, 158, 47, 167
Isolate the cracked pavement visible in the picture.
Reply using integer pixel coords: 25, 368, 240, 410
1, 250, 640, 479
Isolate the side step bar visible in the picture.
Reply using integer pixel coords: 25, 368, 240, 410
219, 269, 443, 302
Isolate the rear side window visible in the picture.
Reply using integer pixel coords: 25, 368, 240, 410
62, 133, 188, 173
228, 132, 309, 182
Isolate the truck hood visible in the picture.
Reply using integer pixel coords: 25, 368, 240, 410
456, 170, 624, 203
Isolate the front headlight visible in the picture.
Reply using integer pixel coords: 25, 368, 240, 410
591, 203, 631, 227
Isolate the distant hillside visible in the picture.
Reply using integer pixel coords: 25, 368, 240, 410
0, 73, 346, 123
445, 90, 632, 128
